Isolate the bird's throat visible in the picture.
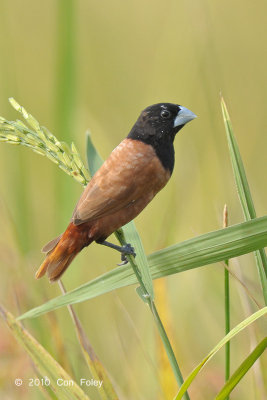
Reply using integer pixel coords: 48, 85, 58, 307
127, 132, 175, 173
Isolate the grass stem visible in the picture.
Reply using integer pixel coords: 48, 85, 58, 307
127, 255, 190, 399
223, 205, 230, 398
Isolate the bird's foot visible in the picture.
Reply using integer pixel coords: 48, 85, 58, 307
117, 243, 136, 266
97, 240, 136, 265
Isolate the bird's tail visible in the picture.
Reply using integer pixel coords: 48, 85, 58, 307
35, 222, 92, 282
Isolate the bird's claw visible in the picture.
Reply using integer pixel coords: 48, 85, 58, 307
117, 243, 136, 266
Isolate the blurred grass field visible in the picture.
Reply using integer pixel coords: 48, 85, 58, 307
0, 1, 266, 399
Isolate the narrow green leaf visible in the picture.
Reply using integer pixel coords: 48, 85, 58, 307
174, 307, 267, 400
86, 132, 154, 299
121, 221, 154, 300
86, 131, 103, 177
221, 97, 267, 304
0, 304, 90, 400
221, 98, 256, 220
18, 216, 267, 320
215, 336, 267, 400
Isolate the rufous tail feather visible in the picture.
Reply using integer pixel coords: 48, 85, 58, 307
35, 223, 92, 282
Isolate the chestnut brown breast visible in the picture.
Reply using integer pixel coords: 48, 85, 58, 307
72, 138, 171, 241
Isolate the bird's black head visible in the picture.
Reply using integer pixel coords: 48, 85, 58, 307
127, 103, 196, 172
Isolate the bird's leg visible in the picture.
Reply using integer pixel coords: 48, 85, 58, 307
98, 240, 136, 265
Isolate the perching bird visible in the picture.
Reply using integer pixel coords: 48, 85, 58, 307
36, 103, 196, 282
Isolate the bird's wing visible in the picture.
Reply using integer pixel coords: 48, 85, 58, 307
72, 139, 158, 225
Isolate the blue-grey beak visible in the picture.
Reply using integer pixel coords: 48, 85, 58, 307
173, 106, 197, 128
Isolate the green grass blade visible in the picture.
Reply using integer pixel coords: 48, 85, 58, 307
215, 336, 267, 400
221, 98, 256, 220
121, 221, 154, 300
221, 97, 267, 304
86, 132, 154, 299
18, 216, 267, 320
0, 304, 90, 400
148, 216, 267, 278
174, 307, 267, 400
86, 131, 103, 176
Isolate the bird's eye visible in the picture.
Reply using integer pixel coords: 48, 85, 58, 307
160, 110, 171, 119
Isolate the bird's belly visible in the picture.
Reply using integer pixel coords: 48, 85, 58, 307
86, 150, 171, 242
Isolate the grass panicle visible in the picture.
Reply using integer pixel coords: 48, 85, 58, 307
0, 98, 89, 186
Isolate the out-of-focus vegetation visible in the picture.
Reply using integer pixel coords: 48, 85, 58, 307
0, 1, 266, 399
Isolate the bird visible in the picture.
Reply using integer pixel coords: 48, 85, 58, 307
35, 103, 196, 282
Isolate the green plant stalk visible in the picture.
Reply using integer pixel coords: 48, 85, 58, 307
149, 301, 189, 399
224, 262, 230, 385
123, 249, 190, 399
223, 205, 230, 396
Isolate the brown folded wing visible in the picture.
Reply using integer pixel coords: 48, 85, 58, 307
72, 138, 167, 225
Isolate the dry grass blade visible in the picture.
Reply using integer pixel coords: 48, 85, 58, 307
220, 261, 262, 309
0, 304, 90, 400
58, 281, 118, 400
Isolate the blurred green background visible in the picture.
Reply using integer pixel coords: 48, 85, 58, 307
0, 0, 266, 399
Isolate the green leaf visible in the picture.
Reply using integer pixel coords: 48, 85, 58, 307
221, 97, 267, 304
174, 307, 267, 400
121, 221, 154, 300
18, 216, 267, 320
86, 132, 154, 300
215, 336, 267, 400
86, 131, 103, 177
0, 304, 90, 400
221, 98, 256, 220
